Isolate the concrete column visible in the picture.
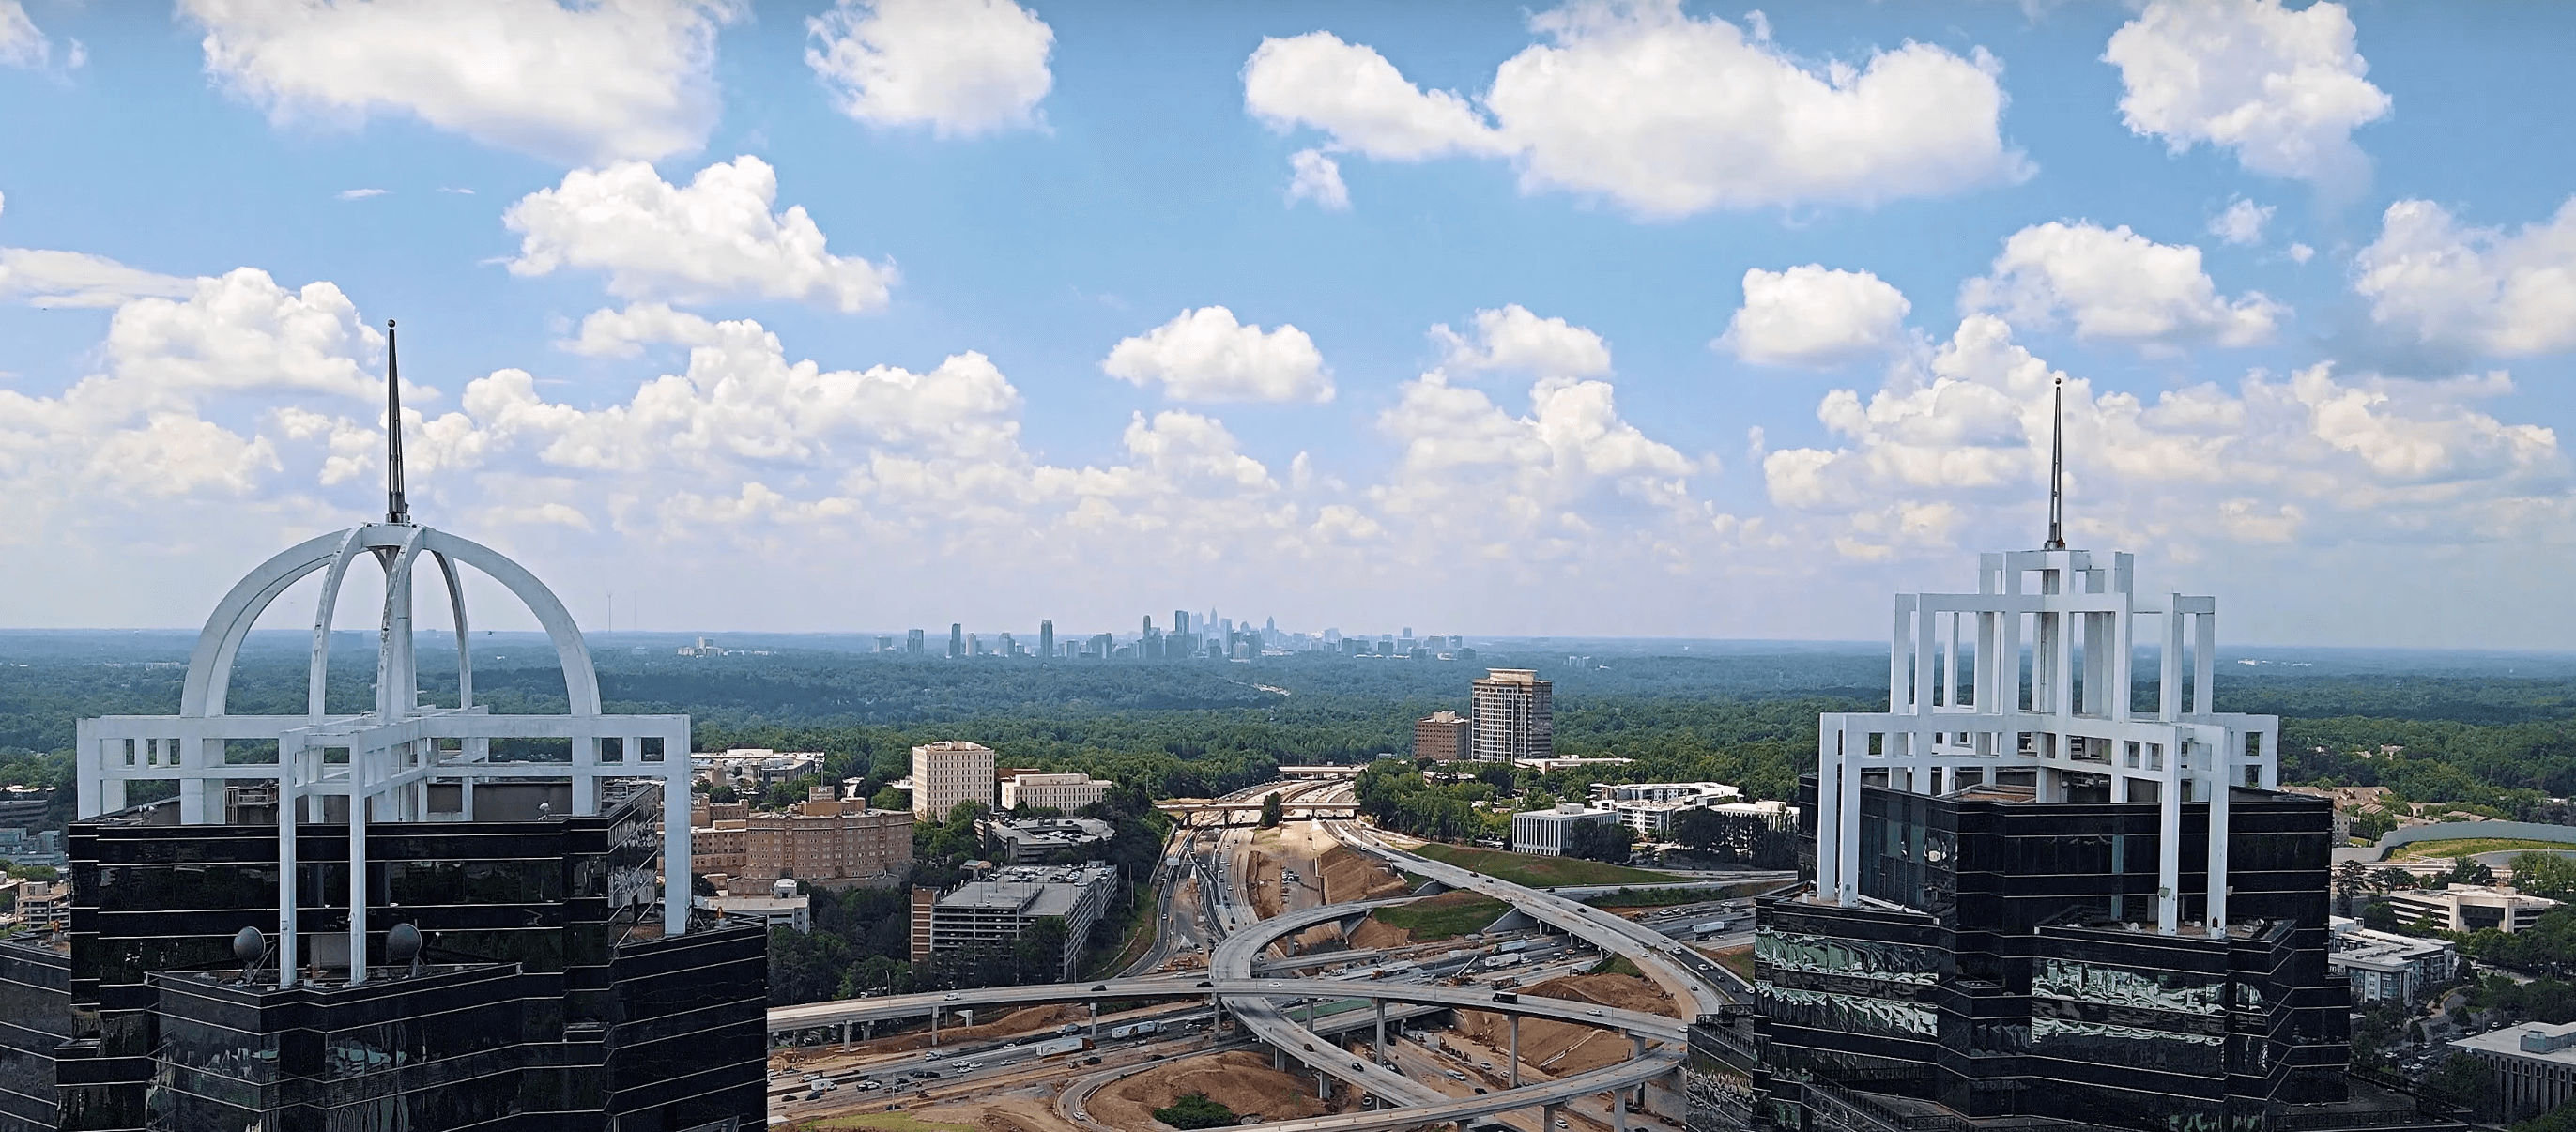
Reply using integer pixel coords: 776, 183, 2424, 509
931, 1008, 940, 1045
1375, 999, 1388, 1064
1510, 1015, 1521, 1087
1316, 1071, 1330, 1101
1542, 1102, 1560, 1132
1090, 1002, 1099, 1038
1614, 1091, 1628, 1132
1274, 1045, 1285, 1072
840, 1021, 851, 1048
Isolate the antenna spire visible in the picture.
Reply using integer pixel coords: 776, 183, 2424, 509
386, 320, 410, 526
2045, 375, 2065, 550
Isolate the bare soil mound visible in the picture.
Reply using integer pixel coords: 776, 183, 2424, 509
1089, 1048, 1334, 1132
1450, 972, 1679, 1078
1247, 849, 1286, 919
1320, 847, 1410, 904
1345, 916, 1410, 951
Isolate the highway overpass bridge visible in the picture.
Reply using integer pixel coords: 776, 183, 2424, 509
1154, 799, 1359, 825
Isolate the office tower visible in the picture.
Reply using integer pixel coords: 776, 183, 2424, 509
1413, 711, 1472, 762
877, 634, 896, 652
1039, 620, 1053, 662
911, 740, 998, 821
1707, 415, 2442, 1132
4, 376, 764, 1131
967, 633, 983, 656
1091, 632, 1112, 659
949, 622, 964, 658
907, 627, 926, 655
1471, 668, 1553, 763
1174, 610, 1191, 638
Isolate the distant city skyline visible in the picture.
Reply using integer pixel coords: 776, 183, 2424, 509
5, 4, 2576, 647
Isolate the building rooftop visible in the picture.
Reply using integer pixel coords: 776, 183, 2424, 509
936, 864, 1117, 917
2456, 1020, 2576, 1063
981, 817, 1114, 848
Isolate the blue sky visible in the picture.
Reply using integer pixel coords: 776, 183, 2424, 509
2, 0, 2573, 648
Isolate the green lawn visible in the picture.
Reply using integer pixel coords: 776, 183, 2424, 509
1587, 954, 1648, 978
2386, 837, 2576, 862
1371, 892, 1511, 941
1710, 945, 1755, 984
1583, 883, 1769, 910
1412, 844, 1675, 888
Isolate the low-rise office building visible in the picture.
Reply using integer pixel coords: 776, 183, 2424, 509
912, 740, 1000, 821
2453, 1021, 2576, 1123
2328, 919, 2459, 1007
978, 816, 1115, 864
2384, 884, 2559, 933
1000, 772, 1114, 813
910, 863, 1119, 979
1591, 781, 1742, 838
1510, 803, 1620, 857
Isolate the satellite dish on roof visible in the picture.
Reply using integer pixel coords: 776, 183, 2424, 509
232, 926, 265, 963
387, 923, 422, 977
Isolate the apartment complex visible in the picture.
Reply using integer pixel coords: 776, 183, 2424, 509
1001, 771, 1115, 813
912, 740, 999, 821
1413, 711, 1472, 762
1591, 781, 1742, 837
1472, 668, 1552, 763
909, 863, 1119, 979
2327, 919, 2459, 1008
690, 787, 913, 886
2384, 884, 2559, 933
1510, 802, 1620, 857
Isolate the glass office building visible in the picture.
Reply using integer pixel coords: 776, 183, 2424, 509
1699, 533, 2466, 1132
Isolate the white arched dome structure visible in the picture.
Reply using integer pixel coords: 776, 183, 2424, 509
74, 324, 694, 983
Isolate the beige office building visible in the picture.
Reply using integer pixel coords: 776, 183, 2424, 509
1473, 669, 1553, 763
1001, 772, 1114, 813
1413, 711, 1472, 762
912, 740, 999, 821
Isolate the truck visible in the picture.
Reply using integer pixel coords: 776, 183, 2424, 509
1024, 1036, 1090, 1058
1496, 940, 1530, 954
1487, 954, 1526, 968
1106, 1020, 1166, 1040
1691, 920, 1731, 938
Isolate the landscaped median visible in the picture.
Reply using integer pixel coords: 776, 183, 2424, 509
1408, 843, 1676, 889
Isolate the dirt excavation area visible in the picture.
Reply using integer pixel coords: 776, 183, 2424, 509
1085, 1048, 1342, 1131
1450, 973, 1679, 1077
1320, 845, 1410, 904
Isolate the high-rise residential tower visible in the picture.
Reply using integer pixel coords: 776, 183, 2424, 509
910, 740, 998, 822
949, 622, 964, 658
1039, 619, 1054, 660
1471, 669, 1553, 763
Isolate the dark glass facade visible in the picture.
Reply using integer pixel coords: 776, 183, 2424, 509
1710, 780, 2463, 1132
0, 788, 766, 1131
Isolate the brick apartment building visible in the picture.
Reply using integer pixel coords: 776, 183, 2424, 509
690, 786, 914, 888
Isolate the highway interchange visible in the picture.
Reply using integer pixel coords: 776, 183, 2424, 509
764, 773, 1785, 1130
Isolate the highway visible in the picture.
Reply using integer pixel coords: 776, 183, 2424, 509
771, 776, 1738, 1132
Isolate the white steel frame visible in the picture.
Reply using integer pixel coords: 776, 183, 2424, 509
1816, 547, 2278, 936
74, 523, 693, 987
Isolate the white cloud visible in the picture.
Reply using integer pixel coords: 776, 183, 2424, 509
0, 1, 53, 69
2353, 197, 2576, 358
337, 188, 387, 200
1431, 304, 1611, 378
181, 0, 738, 166
1102, 307, 1334, 405
1762, 315, 2563, 562
1244, 31, 1509, 161
2209, 198, 2272, 246
504, 156, 897, 313
805, 0, 1053, 137
560, 303, 724, 359
1961, 221, 2284, 347
1243, 0, 2030, 217
2288, 242, 2315, 264
2103, 0, 2389, 187
0, 249, 197, 308
1720, 266, 1911, 367
1284, 149, 1350, 211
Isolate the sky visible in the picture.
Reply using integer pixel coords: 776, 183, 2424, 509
2, 0, 2574, 648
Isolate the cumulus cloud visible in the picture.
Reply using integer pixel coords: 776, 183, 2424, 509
0, 249, 198, 308
1762, 314, 2562, 562
560, 302, 725, 358
2104, 0, 2390, 187
181, 0, 737, 166
0, 1, 55, 69
805, 0, 1053, 137
1243, 0, 2031, 217
1431, 304, 1612, 377
1961, 221, 2284, 347
504, 156, 897, 313
1102, 307, 1334, 405
2209, 198, 2272, 246
2354, 197, 2576, 358
1284, 149, 1351, 210
1720, 266, 1912, 367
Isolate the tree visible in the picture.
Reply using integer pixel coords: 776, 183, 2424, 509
1154, 1094, 1239, 1130
2515, 852, 2576, 900
2448, 857, 2497, 888
1563, 819, 1635, 864
2334, 861, 2369, 915
1260, 791, 1283, 828
2360, 900, 2400, 932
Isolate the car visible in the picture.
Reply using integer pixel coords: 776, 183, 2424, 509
1085, 1056, 1103, 1065
919, 1071, 941, 1078
944, 993, 961, 1002
1075, 1116, 1089, 1123
805, 1088, 825, 1101
1474, 1088, 1489, 1095
1092, 984, 1108, 991
968, 1062, 984, 1069
1585, 1009, 1604, 1017
1480, 1061, 1494, 1070
1351, 1062, 1365, 1071
1195, 980, 1214, 988
1556, 1121, 1569, 1128
1268, 981, 1284, 988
